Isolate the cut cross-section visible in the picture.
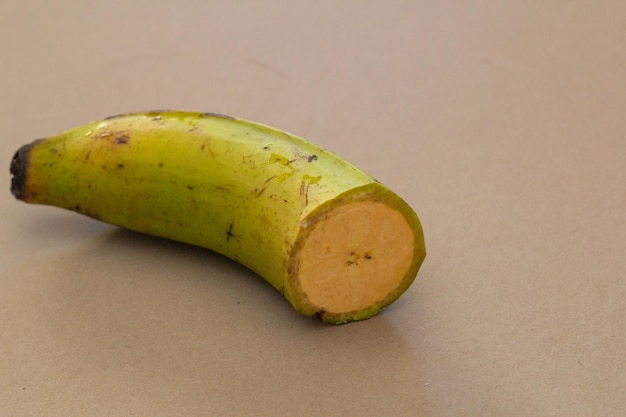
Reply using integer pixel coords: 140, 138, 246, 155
297, 200, 415, 315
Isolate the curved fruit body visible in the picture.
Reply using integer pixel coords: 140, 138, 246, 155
10, 111, 426, 323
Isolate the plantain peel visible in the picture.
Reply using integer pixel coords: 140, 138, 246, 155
9, 111, 426, 324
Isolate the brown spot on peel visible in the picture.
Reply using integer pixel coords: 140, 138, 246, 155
201, 112, 236, 120
314, 310, 327, 321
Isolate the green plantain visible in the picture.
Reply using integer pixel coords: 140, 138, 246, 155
10, 111, 426, 323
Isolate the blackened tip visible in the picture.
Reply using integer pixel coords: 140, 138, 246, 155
10, 140, 38, 200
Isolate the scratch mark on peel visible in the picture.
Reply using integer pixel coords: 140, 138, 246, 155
299, 174, 321, 208
306, 183, 310, 206
300, 180, 309, 207
255, 186, 267, 197
226, 220, 235, 242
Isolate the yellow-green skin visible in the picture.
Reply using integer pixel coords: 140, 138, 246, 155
11, 111, 425, 323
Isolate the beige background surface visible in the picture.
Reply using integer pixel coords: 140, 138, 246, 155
1, 1, 625, 416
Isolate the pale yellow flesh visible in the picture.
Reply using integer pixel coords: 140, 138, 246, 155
297, 201, 415, 314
